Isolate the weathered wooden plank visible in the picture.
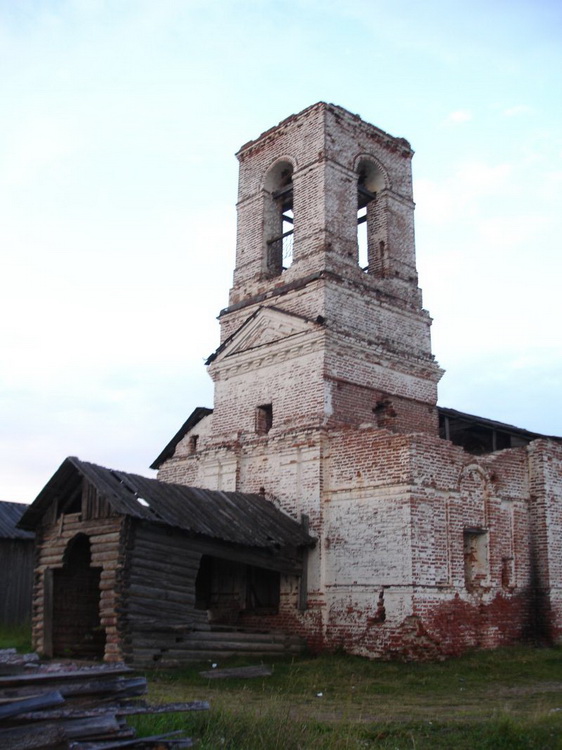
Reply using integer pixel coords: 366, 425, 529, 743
19, 700, 210, 722
0, 722, 66, 749
0, 689, 64, 719
130, 561, 199, 581
127, 581, 194, 601
89, 532, 121, 545
126, 617, 199, 635
131, 533, 201, 559
69, 729, 194, 749
133, 529, 200, 548
123, 599, 194, 618
128, 570, 197, 590
137, 638, 293, 653
129, 547, 200, 568
126, 581, 195, 601
199, 665, 272, 679
0, 664, 134, 688
120, 600, 190, 618
1, 715, 126, 743
56, 713, 121, 740
0, 676, 143, 703
90, 552, 121, 565
60, 516, 122, 532
0, 677, 147, 702
130, 649, 239, 663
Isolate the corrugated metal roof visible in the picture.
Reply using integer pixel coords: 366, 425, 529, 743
0, 501, 34, 539
19, 458, 314, 550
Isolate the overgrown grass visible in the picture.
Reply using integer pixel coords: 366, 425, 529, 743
131, 647, 562, 749
131, 710, 562, 749
1, 628, 559, 747
0, 623, 31, 652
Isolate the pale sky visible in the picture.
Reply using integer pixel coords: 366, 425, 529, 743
1, 0, 561, 502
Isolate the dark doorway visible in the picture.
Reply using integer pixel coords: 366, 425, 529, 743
52, 534, 105, 659
195, 555, 280, 624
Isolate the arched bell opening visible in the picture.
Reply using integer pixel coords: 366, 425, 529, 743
263, 160, 294, 276
356, 158, 386, 274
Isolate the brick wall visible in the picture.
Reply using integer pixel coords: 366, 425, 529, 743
156, 103, 562, 659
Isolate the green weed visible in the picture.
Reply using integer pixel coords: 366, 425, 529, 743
132, 647, 562, 749
0, 623, 31, 652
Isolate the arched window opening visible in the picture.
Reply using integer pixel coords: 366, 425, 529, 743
62, 533, 92, 568
264, 161, 294, 275
356, 159, 385, 273
357, 168, 376, 271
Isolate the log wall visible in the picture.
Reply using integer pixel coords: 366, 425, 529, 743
119, 521, 207, 667
32, 494, 125, 662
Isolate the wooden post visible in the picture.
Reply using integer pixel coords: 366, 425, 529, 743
43, 568, 53, 658
298, 514, 309, 612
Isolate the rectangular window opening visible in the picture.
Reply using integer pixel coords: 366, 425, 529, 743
463, 528, 490, 590
256, 404, 273, 435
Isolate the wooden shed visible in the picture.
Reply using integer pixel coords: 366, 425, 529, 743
18, 457, 314, 666
0, 501, 35, 626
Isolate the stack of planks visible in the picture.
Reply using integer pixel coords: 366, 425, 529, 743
0, 649, 209, 749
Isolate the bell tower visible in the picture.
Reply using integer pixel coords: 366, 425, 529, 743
230, 102, 421, 306
208, 103, 443, 439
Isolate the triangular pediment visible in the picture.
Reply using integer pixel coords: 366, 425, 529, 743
209, 306, 321, 364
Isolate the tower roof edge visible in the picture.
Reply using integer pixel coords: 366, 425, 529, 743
236, 102, 412, 159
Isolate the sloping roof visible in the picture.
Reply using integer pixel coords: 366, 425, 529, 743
0, 501, 34, 540
150, 407, 212, 470
438, 407, 562, 444
19, 458, 314, 551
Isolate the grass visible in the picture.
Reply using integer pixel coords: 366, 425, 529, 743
1, 627, 560, 747
0, 623, 31, 653
130, 646, 562, 749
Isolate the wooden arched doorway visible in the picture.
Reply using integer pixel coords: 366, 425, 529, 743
51, 534, 105, 659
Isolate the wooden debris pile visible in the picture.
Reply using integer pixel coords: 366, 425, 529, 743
0, 649, 209, 749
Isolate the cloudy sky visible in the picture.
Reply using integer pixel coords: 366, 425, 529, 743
1, 0, 561, 502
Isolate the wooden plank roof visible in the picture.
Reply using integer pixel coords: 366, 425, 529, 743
19, 458, 314, 551
0, 501, 34, 540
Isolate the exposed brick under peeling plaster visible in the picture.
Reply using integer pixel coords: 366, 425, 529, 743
158, 103, 562, 659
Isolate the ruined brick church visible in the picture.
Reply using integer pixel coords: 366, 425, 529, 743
23, 103, 562, 662
149, 102, 562, 657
